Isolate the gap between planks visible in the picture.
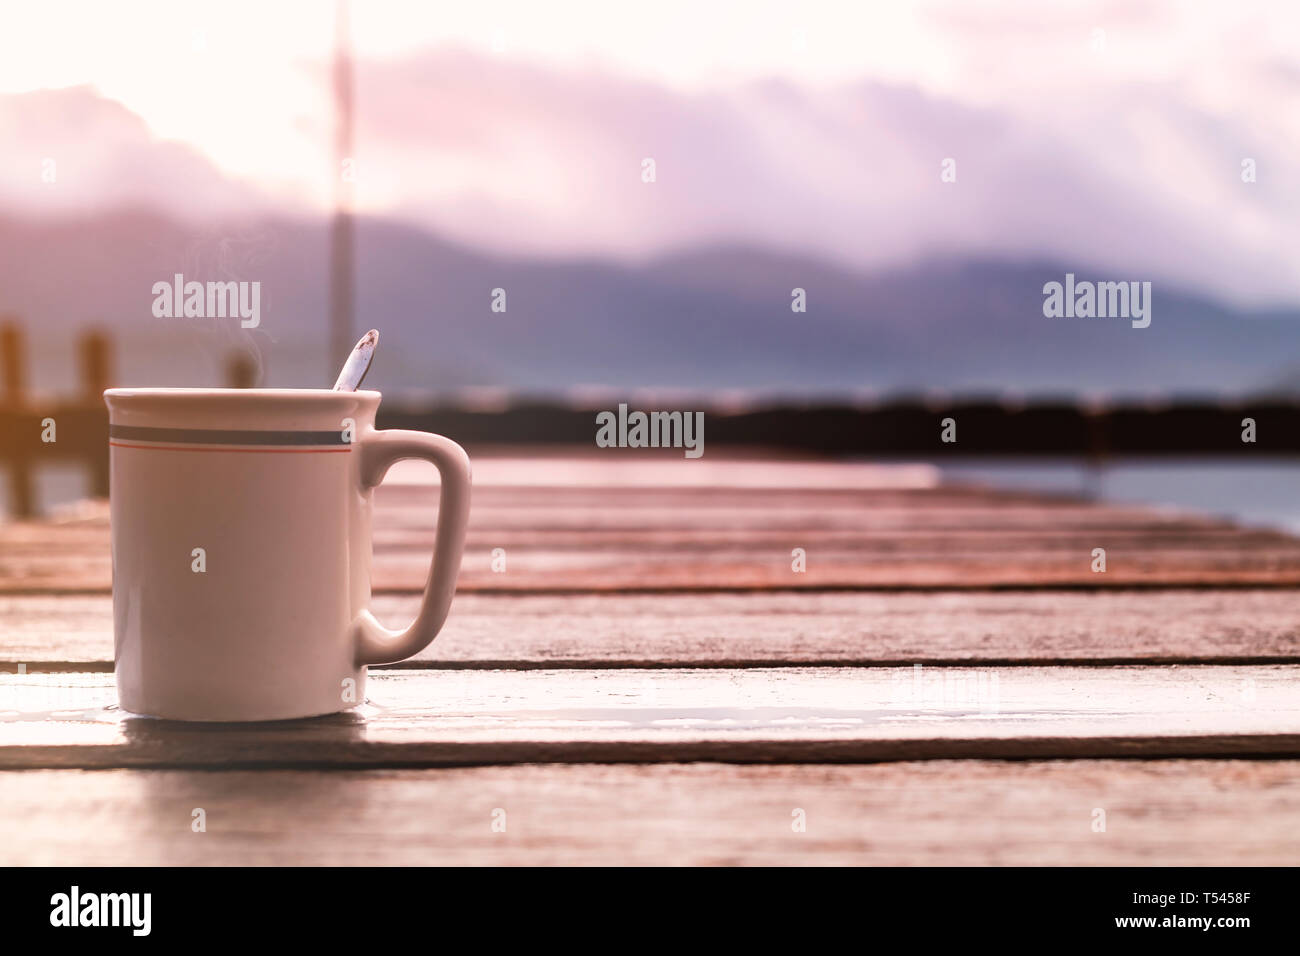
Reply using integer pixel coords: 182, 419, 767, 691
11, 657, 1300, 673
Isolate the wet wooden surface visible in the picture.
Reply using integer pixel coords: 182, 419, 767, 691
0, 454, 1298, 864
2, 666, 1299, 767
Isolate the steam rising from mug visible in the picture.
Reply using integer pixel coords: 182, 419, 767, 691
181, 225, 277, 385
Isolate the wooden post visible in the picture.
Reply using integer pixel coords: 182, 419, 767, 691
1083, 407, 1109, 501
0, 320, 24, 405
225, 351, 257, 389
0, 320, 35, 518
79, 330, 110, 402
80, 330, 112, 499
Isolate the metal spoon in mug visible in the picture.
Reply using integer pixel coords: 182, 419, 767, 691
332, 329, 379, 391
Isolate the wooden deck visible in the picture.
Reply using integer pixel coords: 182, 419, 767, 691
2, 454, 1298, 864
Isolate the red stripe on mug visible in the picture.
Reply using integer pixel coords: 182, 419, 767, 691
109, 441, 353, 453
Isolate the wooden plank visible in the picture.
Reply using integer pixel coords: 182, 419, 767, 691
14, 483, 1265, 532
1, 666, 1297, 768
1, 759, 1297, 865
13, 549, 1300, 592
4, 590, 1300, 666
380, 455, 946, 491
4, 484, 1300, 591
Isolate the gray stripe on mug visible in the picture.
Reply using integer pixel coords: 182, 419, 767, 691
110, 425, 349, 446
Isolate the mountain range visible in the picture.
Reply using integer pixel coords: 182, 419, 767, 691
2, 208, 1296, 399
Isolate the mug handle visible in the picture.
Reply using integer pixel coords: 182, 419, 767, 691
351, 429, 472, 666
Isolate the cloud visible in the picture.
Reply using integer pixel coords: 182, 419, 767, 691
2, 44, 1297, 308
0, 85, 270, 220
345, 48, 1299, 305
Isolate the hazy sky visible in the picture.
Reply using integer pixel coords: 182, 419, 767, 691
1, 0, 1297, 305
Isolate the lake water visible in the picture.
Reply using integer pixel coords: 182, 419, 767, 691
937, 458, 1300, 534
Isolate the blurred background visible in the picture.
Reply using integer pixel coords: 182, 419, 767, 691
0, 0, 1297, 525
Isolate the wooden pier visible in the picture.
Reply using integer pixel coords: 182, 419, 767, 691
1, 454, 1298, 864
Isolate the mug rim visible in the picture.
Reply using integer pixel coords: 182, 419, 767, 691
104, 388, 382, 399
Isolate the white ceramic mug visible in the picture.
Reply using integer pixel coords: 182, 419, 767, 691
103, 388, 472, 721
